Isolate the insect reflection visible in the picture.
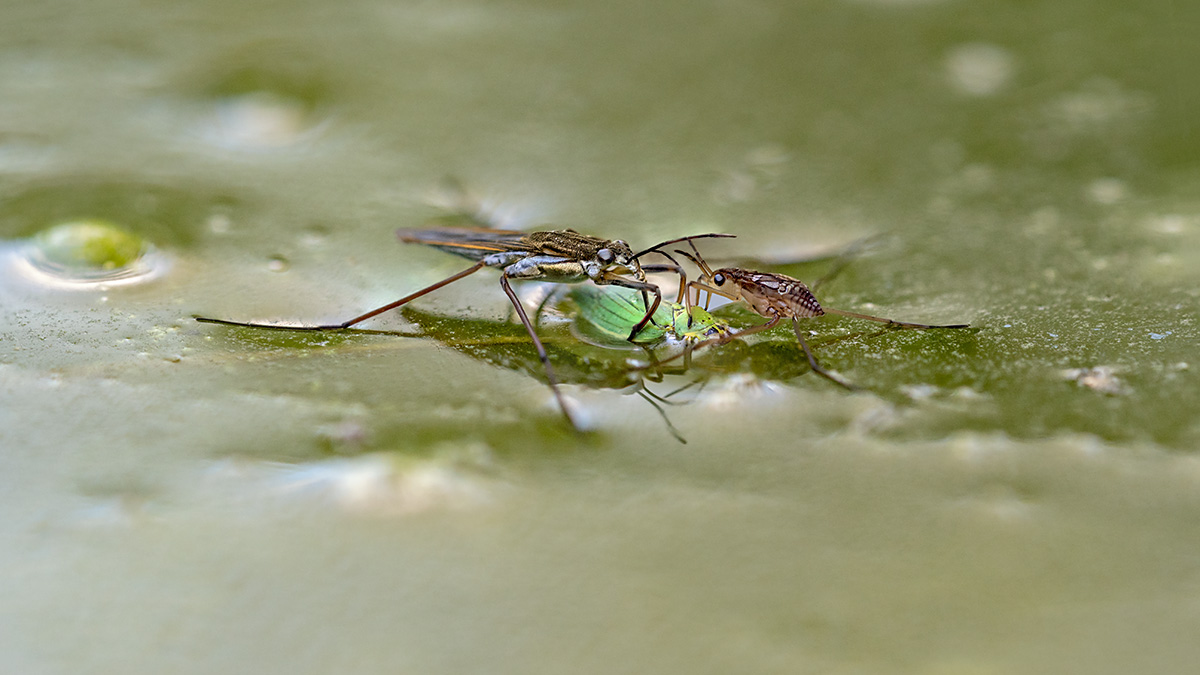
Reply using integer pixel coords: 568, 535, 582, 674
196, 224, 729, 431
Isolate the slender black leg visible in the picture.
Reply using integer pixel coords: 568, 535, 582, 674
631, 232, 736, 259
792, 318, 857, 390
640, 261, 688, 303
531, 286, 564, 330
823, 307, 969, 330
636, 390, 687, 444
195, 261, 488, 330
499, 274, 580, 432
681, 279, 740, 327
602, 276, 665, 341
674, 314, 780, 360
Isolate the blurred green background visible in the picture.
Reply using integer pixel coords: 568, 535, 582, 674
2, 1, 1198, 673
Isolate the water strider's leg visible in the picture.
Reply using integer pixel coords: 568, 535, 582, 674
635, 389, 688, 445
680, 313, 781, 356
823, 307, 968, 330
640, 261, 688, 303
530, 286, 566, 330
791, 317, 857, 390
600, 275, 665, 341
681, 279, 739, 325
498, 274, 580, 432
195, 261, 488, 330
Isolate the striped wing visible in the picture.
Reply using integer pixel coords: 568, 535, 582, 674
396, 226, 538, 262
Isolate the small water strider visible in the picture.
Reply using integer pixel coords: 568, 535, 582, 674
669, 240, 970, 389
195, 225, 731, 431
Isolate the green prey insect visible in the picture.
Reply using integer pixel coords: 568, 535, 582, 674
195, 225, 731, 431
669, 240, 971, 390
568, 284, 730, 347
566, 285, 732, 435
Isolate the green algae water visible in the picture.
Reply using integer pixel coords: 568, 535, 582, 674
1, 1, 1198, 673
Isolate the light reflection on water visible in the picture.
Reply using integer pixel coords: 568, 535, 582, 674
2, 0, 1199, 672
200, 92, 329, 151
6, 228, 171, 290
197, 450, 503, 518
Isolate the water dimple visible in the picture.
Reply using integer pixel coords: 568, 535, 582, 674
0, 179, 243, 249
207, 212, 233, 235
180, 48, 335, 151
16, 219, 168, 288
298, 225, 329, 248
945, 43, 1015, 97
204, 91, 324, 150
266, 255, 290, 273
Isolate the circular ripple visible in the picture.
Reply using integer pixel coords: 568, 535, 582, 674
17, 219, 168, 288
181, 45, 336, 150
0, 178, 244, 290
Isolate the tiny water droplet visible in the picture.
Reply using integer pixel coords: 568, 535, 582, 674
299, 231, 326, 248
206, 92, 322, 150
945, 43, 1015, 97
266, 255, 290, 272
208, 213, 232, 234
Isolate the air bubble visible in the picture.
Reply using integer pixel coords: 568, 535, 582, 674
14, 219, 169, 288
945, 43, 1015, 97
206, 91, 322, 149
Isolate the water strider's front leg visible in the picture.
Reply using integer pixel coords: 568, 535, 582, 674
597, 273, 665, 341
639, 262, 688, 303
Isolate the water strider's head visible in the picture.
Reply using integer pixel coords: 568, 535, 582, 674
572, 238, 642, 282
594, 239, 642, 278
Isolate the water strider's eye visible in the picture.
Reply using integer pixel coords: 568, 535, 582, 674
597, 248, 615, 264
712, 273, 726, 286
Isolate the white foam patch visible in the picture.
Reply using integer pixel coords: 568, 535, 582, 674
946, 43, 1015, 97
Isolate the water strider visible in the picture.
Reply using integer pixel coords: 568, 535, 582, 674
195, 225, 730, 431
665, 240, 971, 390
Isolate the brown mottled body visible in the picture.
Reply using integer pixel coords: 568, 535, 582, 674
709, 268, 825, 319
672, 241, 969, 390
